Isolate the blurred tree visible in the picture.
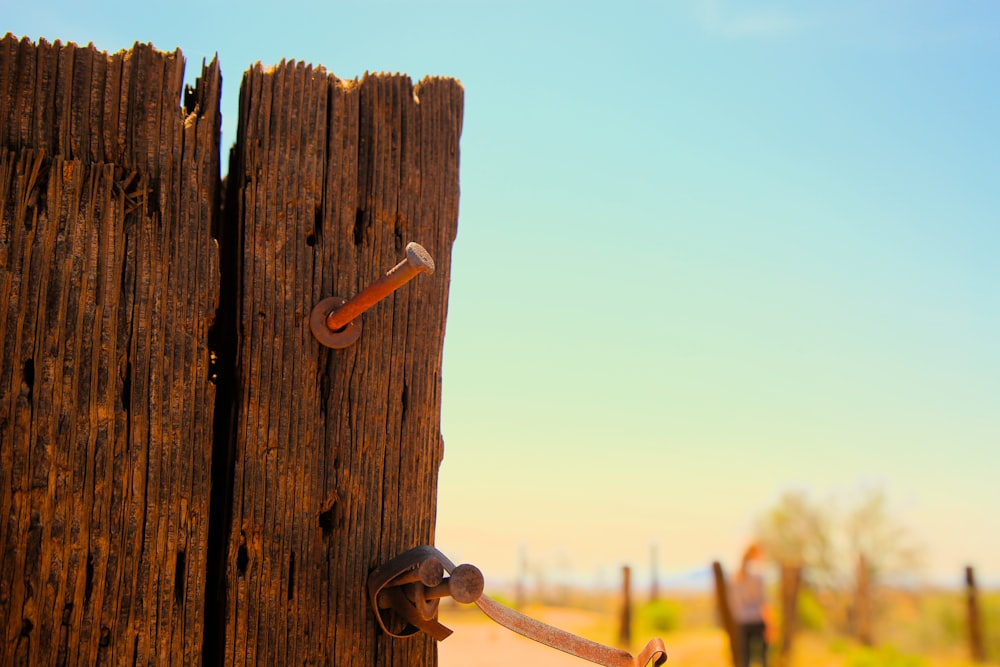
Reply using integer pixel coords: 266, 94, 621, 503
754, 491, 837, 587
755, 488, 921, 587
846, 488, 922, 585
846, 488, 922, 645
754, 491, 836, 663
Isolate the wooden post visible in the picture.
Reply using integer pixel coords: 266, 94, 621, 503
966, 566, 985, 662
778, 565, 801, 666
854, 553, 873, 646
712, 561, 742, 667
0, 37, 221, 664
219, 63, 462, 665
515, 546, 527, 610
650, 543, 659, 602
618, 565, 632, 648
2, 36, 462, 667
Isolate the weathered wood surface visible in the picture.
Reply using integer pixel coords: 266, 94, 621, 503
0, 36, 220, 664
221, 64, 462, 665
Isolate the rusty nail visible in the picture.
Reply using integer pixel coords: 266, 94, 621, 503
327, 242, 435, 331
310, 242, 435, 349
390, 558, 445, 589
375, 562, 482, 610
424, 564, 484, 604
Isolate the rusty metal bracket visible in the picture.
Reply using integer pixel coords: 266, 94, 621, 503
368, 545, 483, 641
368, 546, 668, 667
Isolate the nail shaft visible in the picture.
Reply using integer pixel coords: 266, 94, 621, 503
324, 242, 435, 331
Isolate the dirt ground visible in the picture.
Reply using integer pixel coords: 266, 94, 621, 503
437, 605, 730, 667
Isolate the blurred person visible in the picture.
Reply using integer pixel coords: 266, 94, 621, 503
731, 543, 772, 667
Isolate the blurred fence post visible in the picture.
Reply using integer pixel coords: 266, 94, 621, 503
515, 546, 527, 609
966, 566, 985, 662
778, 565, 802, 666
854, 553, 873, 646
619, 565, 633, 648
713, 561, 742, 667
650, 543, 659, 602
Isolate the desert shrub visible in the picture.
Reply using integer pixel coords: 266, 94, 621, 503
928, 594, 963, 646
797, 587, 827, 631
638, 599, 682, 633
984, 591, 1000, 661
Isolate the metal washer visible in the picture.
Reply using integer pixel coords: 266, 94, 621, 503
310, 296, 362, 349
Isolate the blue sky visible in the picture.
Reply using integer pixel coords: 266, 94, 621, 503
7, 1, 999, 587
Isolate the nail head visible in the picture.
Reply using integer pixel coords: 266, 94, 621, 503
405, 242, 435, 275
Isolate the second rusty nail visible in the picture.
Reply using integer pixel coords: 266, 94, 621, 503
389, 558, 445, 589
325, 242, 435, 332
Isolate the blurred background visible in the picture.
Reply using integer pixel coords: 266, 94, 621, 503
7, 1, 999, 664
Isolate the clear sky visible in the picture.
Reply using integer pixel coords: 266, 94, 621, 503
7, 1, 999, 588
